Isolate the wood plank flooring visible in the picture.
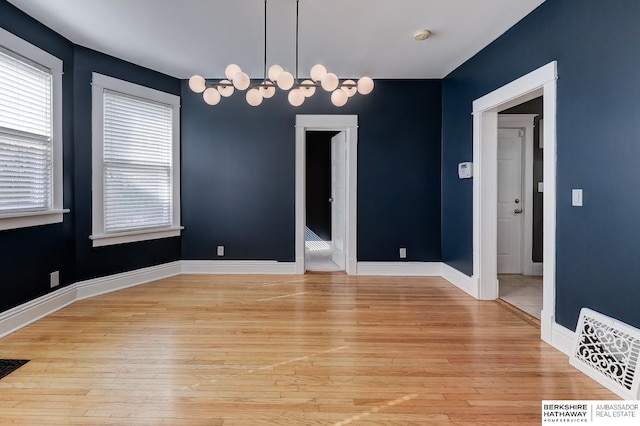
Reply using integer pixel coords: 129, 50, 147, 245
0, 274, 615, 424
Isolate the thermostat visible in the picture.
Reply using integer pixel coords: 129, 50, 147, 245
458, 162, 473, 179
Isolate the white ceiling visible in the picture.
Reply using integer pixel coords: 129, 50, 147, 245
7, 0, 545, 80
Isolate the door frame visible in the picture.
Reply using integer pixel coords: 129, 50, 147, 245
295, 115, 358, 274
498, 114, 537, 276
472, 61, 557, 344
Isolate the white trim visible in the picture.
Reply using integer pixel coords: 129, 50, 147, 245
356, 262, 441, 276
0, 262, 181, 339
498, 114, 537, 276
532, 262, 543, 276
181, 260, 296, 275
90, 72, 182, 247
89, 227, 183, 247
76, 261, 182, 300
552, 322, 575, 357
295, 115, 358, 275
441, 263, 479, 298
0, 27, 66, 231
0, 285, 76, 339
0, 210, 69, 231
0, 258, 575, 363
472, 61, 558, 346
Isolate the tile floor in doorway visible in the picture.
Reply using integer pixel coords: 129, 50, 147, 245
498, 274, 543, 319
305, 227, 342, 272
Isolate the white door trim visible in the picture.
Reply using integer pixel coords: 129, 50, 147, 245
295, 115, 358, 275
498, 114, 537, 276
472, 61, 557, 344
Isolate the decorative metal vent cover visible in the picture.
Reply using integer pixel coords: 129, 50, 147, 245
570, 308, 640, 400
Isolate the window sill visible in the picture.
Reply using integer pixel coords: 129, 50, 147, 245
0, 209, 70, 231
90, 226, 184, 247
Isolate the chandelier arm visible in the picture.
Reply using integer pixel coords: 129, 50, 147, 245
264, 0, 268, 82
295, 0, 299, 83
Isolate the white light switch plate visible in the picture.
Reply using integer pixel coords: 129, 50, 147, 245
572, 189, 583, 206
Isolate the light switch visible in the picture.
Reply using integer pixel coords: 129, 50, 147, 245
572, 189, 583, 206
538, 182, 544, 193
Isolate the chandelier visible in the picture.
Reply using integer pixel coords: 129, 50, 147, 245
188, 0, 374, 107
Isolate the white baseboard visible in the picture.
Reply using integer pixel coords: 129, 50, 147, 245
0, 259, 575, 366
441, 263, 478, 299
532, 262, 543, 276
356, 261, 441, 276
76, 261, 182, 301
181, 260, 296, 275
551, 321, 575, 356
0, 262, 181, 339
0, 285, 77, 339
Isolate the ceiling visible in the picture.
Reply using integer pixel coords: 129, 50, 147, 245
7, 0, 545, 80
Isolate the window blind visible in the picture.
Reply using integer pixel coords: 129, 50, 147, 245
103, 90, 173, 233
0, 47, 52, 213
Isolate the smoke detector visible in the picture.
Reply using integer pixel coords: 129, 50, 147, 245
414, 29, 431, 41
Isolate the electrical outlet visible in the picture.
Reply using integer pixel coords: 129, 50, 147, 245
399, 247, 407, 259
217, 245, 224, 256
50, 271, 59, 288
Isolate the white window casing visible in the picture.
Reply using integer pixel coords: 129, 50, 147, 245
0, 27, 67, 231
90, 73, 182, 247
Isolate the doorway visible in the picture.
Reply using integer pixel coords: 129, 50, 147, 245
497, 111, 543, 319
472, 61, 557, 344
304, 130, 344, 272
295, 115, 358, 275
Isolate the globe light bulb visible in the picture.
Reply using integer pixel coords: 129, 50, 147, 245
268, 64, 284, 82
225, 64, 242, 80
246, 88, 263, 106
288, 88, 305, 107
300, 80, 316, 97
321, 72, 339, 91
203, 87, 221, 105
217, 79, 234, 97
232, 71, 250, 90
259, 82, 276, 98
357, 76, 374, 95
277, 71, 294, 90
331, 89, 348, 107
188, 75, 206, 93
310, 64, 327, 82
341, 79, 357, 97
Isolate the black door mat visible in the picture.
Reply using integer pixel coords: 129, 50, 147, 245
0, 359, 29, 380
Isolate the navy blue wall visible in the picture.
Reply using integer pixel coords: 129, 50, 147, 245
72, 47, 181, 281
442, 0, 640, 330
0, 0, 181, 312
181, 79, 442, 262
0, 1, 75, 312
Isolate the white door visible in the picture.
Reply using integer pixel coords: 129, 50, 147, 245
497, 128, 524, 274
331, 132, 346, 269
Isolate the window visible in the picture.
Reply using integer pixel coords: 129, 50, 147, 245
90, 73, 181, 247
0, 27, 65, 231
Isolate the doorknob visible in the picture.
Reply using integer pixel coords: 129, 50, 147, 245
514, 208, 523, 214
328, 198, 334, 203
515, 198, 520, 204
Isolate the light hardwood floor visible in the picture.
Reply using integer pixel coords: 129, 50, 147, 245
0, 274, 615, 425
